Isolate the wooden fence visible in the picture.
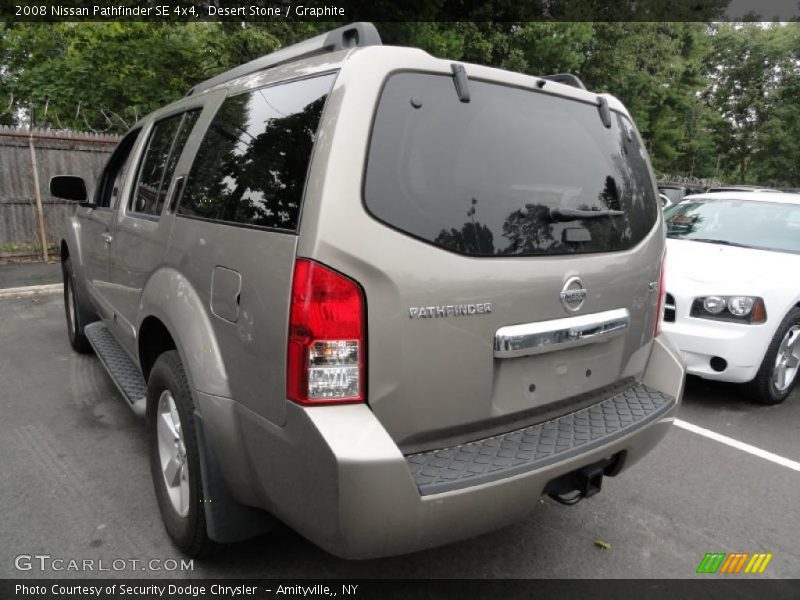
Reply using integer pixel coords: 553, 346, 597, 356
0, 126, 120, 259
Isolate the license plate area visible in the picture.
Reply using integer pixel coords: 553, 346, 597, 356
491, 335, 625, 416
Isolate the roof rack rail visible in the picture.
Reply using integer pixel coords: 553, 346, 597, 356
540, 73, 586, 90
186, 22, 382, 96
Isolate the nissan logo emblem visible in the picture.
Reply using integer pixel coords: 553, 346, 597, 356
560, 277, 587, 312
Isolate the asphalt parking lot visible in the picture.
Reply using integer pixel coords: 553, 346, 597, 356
0, 289, 798, 581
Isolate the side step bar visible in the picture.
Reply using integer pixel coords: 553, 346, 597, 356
84, 322, 146, 417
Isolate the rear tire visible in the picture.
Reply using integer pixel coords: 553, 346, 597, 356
62, 258, 92, 354
745, 307, 800, 405
147, 350, 217, 557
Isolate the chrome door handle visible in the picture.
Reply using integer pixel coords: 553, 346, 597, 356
102, 232, 113, 245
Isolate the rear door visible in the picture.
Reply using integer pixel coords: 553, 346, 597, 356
311, 70, 663, 452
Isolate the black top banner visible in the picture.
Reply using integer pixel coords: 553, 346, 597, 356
2, 0, 800, 22
3, 579, 800, 600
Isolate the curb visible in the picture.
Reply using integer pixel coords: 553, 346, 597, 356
0, 283, 63, 299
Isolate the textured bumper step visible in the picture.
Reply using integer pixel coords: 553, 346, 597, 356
406, 384, 675, 495
84, 322, 146, 416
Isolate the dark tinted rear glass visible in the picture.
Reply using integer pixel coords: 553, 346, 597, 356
178, 73, 335, 231
364, 73, 658, 256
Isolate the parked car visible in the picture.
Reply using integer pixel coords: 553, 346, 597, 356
51, 23, 684, 559
659, 193, 673, 209
705, 185, 780, 193
662, 191, 800, 404
657, 182, 709, 205
658, 184, 692, 206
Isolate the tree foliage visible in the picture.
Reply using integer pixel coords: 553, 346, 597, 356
704, 23, 800, 186
1, 20, 798, 186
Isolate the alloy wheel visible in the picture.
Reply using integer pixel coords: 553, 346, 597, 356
773, 325, 800, 392
156, 390, 190, 517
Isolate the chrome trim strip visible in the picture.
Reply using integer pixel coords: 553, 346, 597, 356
494, 308, 630, 358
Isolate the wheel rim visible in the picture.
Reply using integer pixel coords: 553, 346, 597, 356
156, 390, 190, 517
65, 277, 76, 337
773, 325, 800, 392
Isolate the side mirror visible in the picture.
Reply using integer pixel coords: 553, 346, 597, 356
50, 175, 88, 202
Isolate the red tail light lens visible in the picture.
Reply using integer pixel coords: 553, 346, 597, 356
654, 251, 667, 337
287, 259, 365, 405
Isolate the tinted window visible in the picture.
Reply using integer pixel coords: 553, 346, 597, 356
177, 74, 335, 231
665, 198, 800, 254
364, 73, 659, 256
96, 129, 140, 209
130, 110, 199, 216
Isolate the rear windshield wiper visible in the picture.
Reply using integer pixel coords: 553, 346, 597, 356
547, 207, 625, 222
451, 64, 470, 103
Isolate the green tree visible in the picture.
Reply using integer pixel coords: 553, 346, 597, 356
747, 24, 800, 187
1, 18, 799, 187
0, 22, 314, 131
703, 23, 795, 183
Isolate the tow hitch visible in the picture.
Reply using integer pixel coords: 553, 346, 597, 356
544, 453, 624, 506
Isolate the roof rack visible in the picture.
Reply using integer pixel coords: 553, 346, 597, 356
186, 22, 382, 96
540, 73, 586, 90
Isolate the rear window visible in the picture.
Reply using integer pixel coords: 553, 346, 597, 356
364, 73, 659, 256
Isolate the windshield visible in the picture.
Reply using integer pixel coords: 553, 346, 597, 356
364, 73, 659, 257
665, 198, 800, 254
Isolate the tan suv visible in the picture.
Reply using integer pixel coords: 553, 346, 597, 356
52, 23, 685, 558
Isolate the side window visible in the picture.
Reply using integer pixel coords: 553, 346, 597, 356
95, 129, 140, 209
129, 110, 199, 217
177, 73, 335, 231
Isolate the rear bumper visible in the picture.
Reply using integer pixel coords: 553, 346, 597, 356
197, 337, 684, 559
406, 383, 674, 496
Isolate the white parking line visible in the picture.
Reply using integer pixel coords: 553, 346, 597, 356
0, 283, 62, 299
674, 418, 800, 473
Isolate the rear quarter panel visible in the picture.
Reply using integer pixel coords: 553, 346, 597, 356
163, 220, 298, 426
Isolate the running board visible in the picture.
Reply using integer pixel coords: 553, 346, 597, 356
84, 322, 147, 417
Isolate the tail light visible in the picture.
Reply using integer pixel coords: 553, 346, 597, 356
287, 259, 365, 405
654, 251, 667, 337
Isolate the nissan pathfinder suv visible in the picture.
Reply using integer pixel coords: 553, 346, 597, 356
53, 23, 685, 558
